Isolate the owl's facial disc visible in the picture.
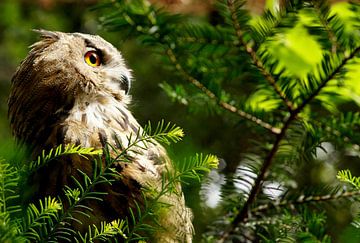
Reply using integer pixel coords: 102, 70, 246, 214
76, 34, 132, 95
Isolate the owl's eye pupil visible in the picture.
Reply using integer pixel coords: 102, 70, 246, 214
89, 54, 96, 64
84, 51, 101, 67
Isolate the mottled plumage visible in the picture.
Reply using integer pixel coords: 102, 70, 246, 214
8, 30, 193, 242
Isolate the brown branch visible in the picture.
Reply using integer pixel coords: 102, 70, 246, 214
219, 113, 295, 242
219, 45, 360, 242
176, 36, 240, 47
227, 0, 294, 111
166, 48, 281, 135
252, 190, 360, 215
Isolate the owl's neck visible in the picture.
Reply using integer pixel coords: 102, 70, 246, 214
42, 94, 165, 180
58, 94, 140, 149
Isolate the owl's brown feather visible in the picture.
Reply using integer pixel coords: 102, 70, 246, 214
8, 30, 193, 242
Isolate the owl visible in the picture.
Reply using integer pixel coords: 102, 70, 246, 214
8, 30, 193, 242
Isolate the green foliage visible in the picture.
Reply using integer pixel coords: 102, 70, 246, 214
143, 120, 184, 145
20, 197, 62, 241
0, 161, 23, 242
337, 169, 360, 189
96, 0, 360, 241
337, 170, 360, 234
27, 144, 103, 172
76, 220, 127, 243
124, 153, 218, 241
174, 154, 219, 183
0, 121, 216, 242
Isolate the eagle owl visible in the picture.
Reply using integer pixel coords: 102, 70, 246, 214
8, 30, 193, 242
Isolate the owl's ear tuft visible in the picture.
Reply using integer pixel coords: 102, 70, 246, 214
33, 29, 60, 40
30, 30, 60, 52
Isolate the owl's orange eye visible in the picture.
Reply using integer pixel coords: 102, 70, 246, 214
84, 51, 101, 67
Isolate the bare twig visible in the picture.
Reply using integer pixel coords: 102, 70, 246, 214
227, 0, 294, 111
166, 48, 281, 135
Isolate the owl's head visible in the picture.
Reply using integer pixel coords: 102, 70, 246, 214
33, 30, 131, 96
8, 30, 132, 147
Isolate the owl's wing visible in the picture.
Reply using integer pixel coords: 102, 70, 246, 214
8, 53, 77, 154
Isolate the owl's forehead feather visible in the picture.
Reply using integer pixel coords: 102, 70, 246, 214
34, 30, 123, 58
71, 32, 118, 53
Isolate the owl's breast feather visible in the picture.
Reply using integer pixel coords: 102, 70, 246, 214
59, 95, 163, 181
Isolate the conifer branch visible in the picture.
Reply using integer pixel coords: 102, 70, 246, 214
219, 115, 294, 242
293, 45, 360, 114
220, 45, 360, 241
312, 0, 340, 53
21, 197, 62, 241
125, 153, 217, 241
97, 1, 360, 241
28, 144, 102, 173
99, 0, 281, 135
303, 115, 360, 148
76, 219, 127, 242
250, 2, 296, 48
226, 0, 294, 111
337, 169, 360, 189
175, 36, 239, 47
166, 48, 281, 135
251, 190, 360, 215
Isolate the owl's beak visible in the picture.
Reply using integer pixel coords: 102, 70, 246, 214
120, 75, 130, 94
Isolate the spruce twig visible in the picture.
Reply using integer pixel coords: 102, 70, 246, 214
166, 48, 281, 135
293, 46, 360, 114
312, 0, 341, 53
99, 0, 281, 134
220, 42, 360, 241
226, 0, 294, 111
